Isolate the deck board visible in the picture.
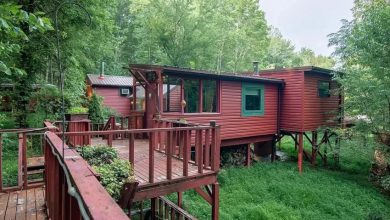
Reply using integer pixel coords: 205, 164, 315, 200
91, 138, 213, 186
0, 187, 47, 220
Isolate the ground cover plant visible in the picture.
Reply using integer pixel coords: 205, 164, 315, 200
177, 137, 390, 219
77, 145, 134, 201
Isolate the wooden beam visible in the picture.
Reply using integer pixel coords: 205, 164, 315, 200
298, 133, 303, 173
195, 187, 212, 204
211, 183, 219, 220
246, 144, 251, 167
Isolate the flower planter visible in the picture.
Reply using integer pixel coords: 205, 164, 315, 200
65, 113, 89, 121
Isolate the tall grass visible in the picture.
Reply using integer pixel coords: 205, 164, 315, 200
178, 136, 390, 219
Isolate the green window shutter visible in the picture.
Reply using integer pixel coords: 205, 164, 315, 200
241, 83, 264, 117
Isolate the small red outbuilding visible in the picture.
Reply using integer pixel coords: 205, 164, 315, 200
86, 74, 133, 116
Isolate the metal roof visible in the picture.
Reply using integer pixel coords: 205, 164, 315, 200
129, 64, 285, 85
258, 66, 341, 76
87, 74, 133, 87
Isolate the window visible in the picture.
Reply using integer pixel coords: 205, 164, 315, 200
318, 81, 330, 97
162, 74, 218, 113
202, 80, 217, 112
184, 79, 200, 113
241, 83, 264, 116
163, 76, 182, 112
120, 88, 130, 96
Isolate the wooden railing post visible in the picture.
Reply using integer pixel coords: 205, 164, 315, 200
166, 130, 172, 180
210, 121, 220, 171
183, 130, 190, 176
129, 133, 135, 165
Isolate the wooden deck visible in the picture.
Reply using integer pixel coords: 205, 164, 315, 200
0, 187, 47, 220
91, 137, 214, 186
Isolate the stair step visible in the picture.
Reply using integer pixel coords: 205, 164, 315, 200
27, 169, 44, 175
28, 178, 44, 184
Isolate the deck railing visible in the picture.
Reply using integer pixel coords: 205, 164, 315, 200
44, 131, 129, 220
58, 121, 220, 184
0, 128, 47, 192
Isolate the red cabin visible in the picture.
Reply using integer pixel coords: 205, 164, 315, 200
86, 74, 133, 116
129, 65, 284, 149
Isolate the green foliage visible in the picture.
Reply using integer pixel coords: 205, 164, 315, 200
93, 159, 134, 201
77, 145, 118, 166
182, 162, 390, 219
68, 106, 88, 114
0, 112, 15, 129
30, 85, 67, 122
381, 175, 390, 191
1, 133, 19, 187
77, 145, 134, 201
329, 0, 390, 134
88, 94, 104, 123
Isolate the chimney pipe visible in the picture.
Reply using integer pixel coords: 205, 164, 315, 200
99, 62, 105, 78
253, 61, 259, 74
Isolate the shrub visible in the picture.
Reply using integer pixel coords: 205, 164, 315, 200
380, 175, 390, 192
88, 94, 104, 123
68, 106, 88, 114
93, 159, 134, 201
77, 145, 118, 166
77, 145, 134, 201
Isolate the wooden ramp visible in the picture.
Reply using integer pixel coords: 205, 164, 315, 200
0, 187, 47, 220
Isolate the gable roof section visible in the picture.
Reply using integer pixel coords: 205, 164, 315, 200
129, 64, 284, 85
87, 74, 133, 87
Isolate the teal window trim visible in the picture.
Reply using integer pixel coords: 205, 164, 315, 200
241, 83, 264, 117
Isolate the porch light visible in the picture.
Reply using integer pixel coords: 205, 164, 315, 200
181, 99, 187, 108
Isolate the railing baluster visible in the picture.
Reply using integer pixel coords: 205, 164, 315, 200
183, 130, 190, 176
129, 133, 135, 165
204, 129, 210, 168
149, 132, 155, 183
167, 130, 173, 180
23, 133, 28, 189
197, 130, 203, 174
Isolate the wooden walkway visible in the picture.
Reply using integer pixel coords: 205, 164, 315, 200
0, 187, 47, 220
91, 138, 213, 186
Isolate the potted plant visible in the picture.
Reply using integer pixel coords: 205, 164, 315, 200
66, 106, 89, 121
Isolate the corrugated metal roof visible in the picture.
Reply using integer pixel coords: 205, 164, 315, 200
87, 74, 133, 87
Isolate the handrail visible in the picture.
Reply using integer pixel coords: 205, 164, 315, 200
155, 196, 197, 220
44, 132, 129, 220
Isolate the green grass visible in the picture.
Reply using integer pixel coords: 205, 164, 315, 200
177, 136, 390, 220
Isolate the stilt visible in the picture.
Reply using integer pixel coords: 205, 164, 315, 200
334, 134, 341, 169
151, 198, 156, 220
211, 183, 219, 220
271, 138, 276, 162
323, 130, 328, 166
298, 133, 303, 173
311, 131, 318, 166
177, 191, 183, 208
246, 144, 251, 167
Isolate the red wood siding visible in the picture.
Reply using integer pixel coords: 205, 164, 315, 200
260, 71, 305, 132
303, 73, 341, 131
93, 87, 131, 116
162, 81, 278, 142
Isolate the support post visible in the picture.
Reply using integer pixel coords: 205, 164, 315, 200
298, 133, 303, 173
271, 138, 276, 162
151, 198, 156, 220
177, 191, 183, 208
212, 183, 219, 220
311, 131, 318, 166
246, 143, 251, 167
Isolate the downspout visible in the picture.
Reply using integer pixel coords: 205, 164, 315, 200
277, 82, 284, 135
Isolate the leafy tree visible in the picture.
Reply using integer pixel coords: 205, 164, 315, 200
329, 0, 390, 134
